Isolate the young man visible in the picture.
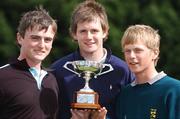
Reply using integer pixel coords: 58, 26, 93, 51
51, 1, 134, 119
116, 24, 180, 118
0, 7, 59, 119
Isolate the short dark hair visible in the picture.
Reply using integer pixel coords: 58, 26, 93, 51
17, 6, 57, 38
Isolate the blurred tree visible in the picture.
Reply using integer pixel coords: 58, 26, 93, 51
0, 0, 180, 79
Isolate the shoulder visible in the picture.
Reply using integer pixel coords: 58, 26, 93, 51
110, 55, 127, 65
108, 55, 130, 72
162, 76, 180, 86
0, 64, 11, 76
51, 53, 75, 68
106, 48, 127, 67
160, 76, 180, 93
0, 64, 11, 87
0, 64, 10, 70
107, 54, 135, 81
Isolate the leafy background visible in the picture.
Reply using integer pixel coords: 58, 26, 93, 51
0, 0, 180, 79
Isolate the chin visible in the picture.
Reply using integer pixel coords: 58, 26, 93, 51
34, 57, 46, 62
129, 68, 139, 74
133, 70, 143, 75
85, 48, 97, 53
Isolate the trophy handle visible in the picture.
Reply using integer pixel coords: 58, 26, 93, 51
96, 64, 113, 77
63, 62, 81, 77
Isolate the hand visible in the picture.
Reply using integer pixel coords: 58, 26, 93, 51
91, 107, 107, 119
71, 109, 91, 119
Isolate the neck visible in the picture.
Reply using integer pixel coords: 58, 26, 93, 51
81, 48, 106, 62
135, 66, 158, 84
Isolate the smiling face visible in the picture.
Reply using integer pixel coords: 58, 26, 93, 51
73, 18, 107, 58
17, 25, 55, 67
121, 25, 160, 77
123, 40, 158, 75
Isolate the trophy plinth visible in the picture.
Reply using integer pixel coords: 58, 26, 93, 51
71, 91, 100, 109
63, 60, 113, 110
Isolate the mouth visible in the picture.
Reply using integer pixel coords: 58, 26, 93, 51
129, 62, 138, 66
35, 50, 45, 55
84, 42, 95, 46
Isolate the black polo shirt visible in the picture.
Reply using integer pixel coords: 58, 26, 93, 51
0, 59, 59, 119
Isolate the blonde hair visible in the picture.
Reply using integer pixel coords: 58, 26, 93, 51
121, 24, 160, 65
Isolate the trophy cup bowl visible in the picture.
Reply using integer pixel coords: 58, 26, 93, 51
63, 60, 113, 109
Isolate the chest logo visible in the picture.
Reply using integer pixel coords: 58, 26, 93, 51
150, 108, 157, 119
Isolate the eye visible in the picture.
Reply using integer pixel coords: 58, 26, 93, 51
44, 37, 53, 43
79, 29, 86, 33
31, 35, 41, 41
91, 29, 98, 33
134, 48, 144, 53
123, 49, 131, 54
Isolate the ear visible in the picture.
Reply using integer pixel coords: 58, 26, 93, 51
153, 49, 159, 60
102, 29, 108, 39
16, 33, 23, 45
71, 32, 78, 42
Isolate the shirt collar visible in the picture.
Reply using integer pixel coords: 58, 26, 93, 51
9, 58, 30, 71
9, 58, 51, 71
29, 67, 48, 90
131, 71, 167, 86
73, 46, 112, 63
29, 67, 47, 77
98, 48, 107, 63
84, 48, 107, 63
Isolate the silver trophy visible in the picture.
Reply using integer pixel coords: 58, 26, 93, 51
63, 60, 113, 109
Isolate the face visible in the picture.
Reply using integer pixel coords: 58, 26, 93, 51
123, 40, 157, 75
17, 25, 55, 64
73, 18, 107, 55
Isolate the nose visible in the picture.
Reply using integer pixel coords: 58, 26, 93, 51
86, 31, 93, 39
125, 50, 136, 58
39, 39, 45, 48
129, 50, 136, 58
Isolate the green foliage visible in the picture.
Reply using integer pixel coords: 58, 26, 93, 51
0, 0, 180, 79
0, 10, 17, 62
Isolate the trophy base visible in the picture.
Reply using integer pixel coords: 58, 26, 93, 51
71, 103, 101, 109
71, 91, 101, 110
